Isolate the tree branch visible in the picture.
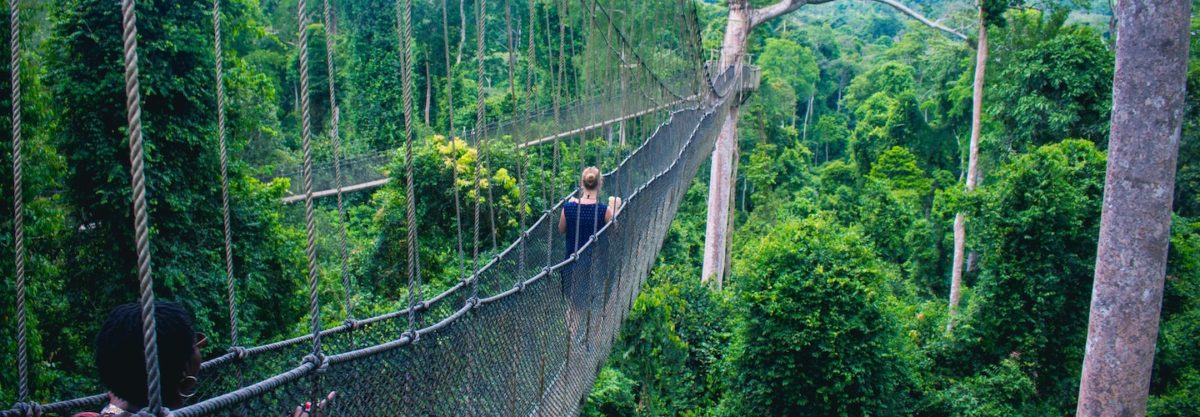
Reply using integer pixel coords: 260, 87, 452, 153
868, 0, 968, 40
748, 0, 968, 41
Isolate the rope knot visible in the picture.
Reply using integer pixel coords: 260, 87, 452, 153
228, 346, 249, 361
343, 318, 360, 331
513, 280, 526, 292
404, 329, 420, 344
302, 353, 329, 374
420, 300, 432, 311
467, 296, 481, 309
14, 401, 42, 417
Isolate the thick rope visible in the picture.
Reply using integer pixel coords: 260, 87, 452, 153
395, 0, 420, 332
442, 0, 467, 285
212, 0, 239, 351
546, 0, 564, 266
322, 0, 353, 320
296, 0, 323, 360
503, 0, 527, 276
118, 0, 163, 414
470, 0, 485, 301
9, 0, 29, 403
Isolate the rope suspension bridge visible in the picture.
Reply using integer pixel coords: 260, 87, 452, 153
4, 0, 759, 415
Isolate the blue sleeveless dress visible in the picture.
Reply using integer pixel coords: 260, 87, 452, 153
563, 201, 608, 256
562, 201, 608, 310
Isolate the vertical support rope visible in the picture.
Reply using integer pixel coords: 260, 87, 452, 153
9, 0, 30, 404
212, 0, 239, 350
470, 0, 485, 301
296, 0, 323, 361
442, 0, 467, 286
118, 0, 163, 414
503, 0, 526, 277
395, 0, 419, 332
322, 0, 353, 320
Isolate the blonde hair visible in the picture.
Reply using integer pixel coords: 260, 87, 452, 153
581, 166, 602, 191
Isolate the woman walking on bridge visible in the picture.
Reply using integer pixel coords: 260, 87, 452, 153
558, 166, 621, 253
558, 167, 622, 345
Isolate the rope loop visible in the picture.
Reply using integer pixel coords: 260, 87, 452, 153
227, 346, 249, 361
467, 296, 481, 309
404, 329, 420, 344
13, 401, 42, 417
343, 318, 361, 331
302, 353, 329, 374
513, 280, 526, 292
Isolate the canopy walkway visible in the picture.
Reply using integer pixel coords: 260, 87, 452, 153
3, 0, 759, 414
2, 64, 756, 417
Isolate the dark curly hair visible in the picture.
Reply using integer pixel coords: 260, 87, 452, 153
96, 302, 196, 408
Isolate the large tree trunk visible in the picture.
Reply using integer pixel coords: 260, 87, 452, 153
947, 10, 987, 332
701, 1, 750, 285
1076, 0, 1190, 413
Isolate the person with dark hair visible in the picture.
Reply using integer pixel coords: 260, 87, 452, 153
76, 302, 337, 417
74, 301, 204, 417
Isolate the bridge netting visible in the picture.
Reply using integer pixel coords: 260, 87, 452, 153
2, 0, 758, 413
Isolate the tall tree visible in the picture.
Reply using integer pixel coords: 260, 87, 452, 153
1076, 0, 1191, 413
701, 0, 965, 287
948, 0, 991, 332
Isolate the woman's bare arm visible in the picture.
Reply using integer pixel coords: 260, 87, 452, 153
559, 200, 572, 233
605, 197, 622, 223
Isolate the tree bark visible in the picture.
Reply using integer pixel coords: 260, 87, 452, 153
702, 0, 750, 285
947, 11, 987, 333
1076, 0, 1190, 414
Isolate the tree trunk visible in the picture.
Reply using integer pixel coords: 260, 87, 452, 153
425, 60, 432, 126
802, 93, 813, 143
701, 1, 750, 285
947, 11, 987, 333
1076, 0, 1190, 413
720, 143, 740, 290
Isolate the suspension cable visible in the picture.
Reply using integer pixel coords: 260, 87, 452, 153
321, 0, 354, 321
470, 0, 485, 301
503, 0, 527, 276
295, 0, 323, 364
394, 0, 420, 331
442, 0, 467, 285
9, 0, 30, 404
118, 0, 164, 414
211, 0, 241, 353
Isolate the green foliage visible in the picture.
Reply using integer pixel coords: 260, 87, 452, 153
931, 359, 1057, 417
44, 0, 304, 386
719, 215, 913, 417
869, 146, 933, 198
958, 139, 1106, 411
367, 135, 528, 294
988, 10, 1113, 149
842, 62, 917, 112
583, 367, 637, 417
757, 38, 819, 99
849, 91, 926, 174
1148, 216, 1200, 416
